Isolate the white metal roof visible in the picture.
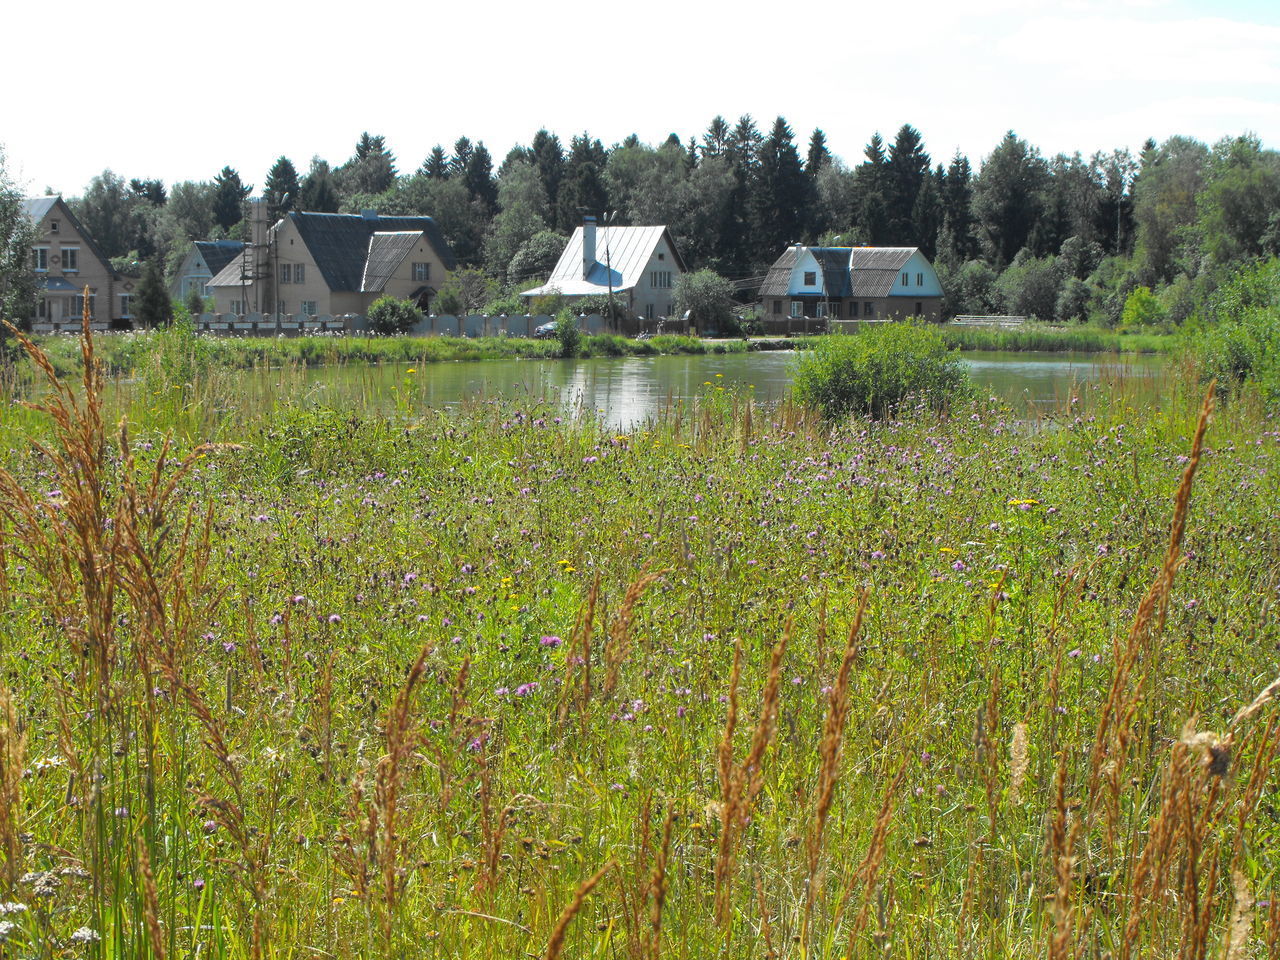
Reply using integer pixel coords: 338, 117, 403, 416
521, 224, 676, 298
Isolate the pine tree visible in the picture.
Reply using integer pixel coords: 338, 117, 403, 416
806, 129, 831, 177
886, 124, 931, 244
212, 166, 251, 232
531, 130, 565, 217
421, 146, 450, 179
298, 157, 339, 212
853, 134, 890, 245
941, 151, 978, 261
752, 116, 810, 264
450, 137, 473, 178
264, 156, 299, 220
702, 116, 731, 160
557, 133, 609, 229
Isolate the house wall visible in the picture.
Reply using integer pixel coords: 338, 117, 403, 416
28, 199, 130, 324
762, 296, 942, 323
633, 235, 683, 320
370, 236, 451, 313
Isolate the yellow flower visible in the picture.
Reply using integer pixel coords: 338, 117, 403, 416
406, 368, 417, 373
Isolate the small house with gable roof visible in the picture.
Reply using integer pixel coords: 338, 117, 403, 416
22, 196, 134, 327
205, 205, 456, 318
170, 240, 245, 302
760, 245, 943, 323
521, 217, 687, 327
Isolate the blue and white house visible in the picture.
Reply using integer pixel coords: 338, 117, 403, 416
760, 245, 943, 322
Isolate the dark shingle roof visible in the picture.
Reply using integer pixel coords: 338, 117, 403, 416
195, 240, 244, 277
290, 212, 456, 292
811, 248, 853, 297
362, 232, 422, 292
759, 246, 798, 298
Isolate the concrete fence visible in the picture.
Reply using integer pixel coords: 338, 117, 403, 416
31, 313, 628, 338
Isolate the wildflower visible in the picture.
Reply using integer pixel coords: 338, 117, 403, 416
0, 903, 27, 915
193, 878, 205, 892
1068, 648, 1082, 658
70, 927, 102, 944
951, 560, 967, 572
515, 682, 539, 697
0, 921, 14, 942
540, 635, 562, 648
202, 820, 218, 834
870, 550, 886, 560
327, 614, 341, 624
269, 613, 283, 625
291, 595, 306, 605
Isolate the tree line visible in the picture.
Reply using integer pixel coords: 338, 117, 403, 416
39, 119, 1280, 324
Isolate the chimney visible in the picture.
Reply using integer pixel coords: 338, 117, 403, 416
582, 216, 597, 279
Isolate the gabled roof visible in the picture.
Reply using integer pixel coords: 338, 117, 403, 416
22, 196, 118, 278
521, 224, 686, 298
194, 240, 244, 277
290, 212, 455, 292
760, 245, 926, 298
362, 232, 422, 292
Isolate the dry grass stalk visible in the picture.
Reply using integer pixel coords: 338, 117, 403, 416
1088, 384, 1214, 851
756, 871, 776, 959
1009, 721, 1029, 806
0, 687, 25, 893
545, 860, 614, 960
1047, 749, 1079, 960
559, 574, 599, 725
802, 590, 870, 948
648, 802, 675, 960
714, 627, 789, 929
1222, 869, 1253, 960
136, 835, 167, 960
844, 763, 906, 951
603, 569, 667, 696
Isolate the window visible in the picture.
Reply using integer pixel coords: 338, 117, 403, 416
230, 300, 244, 315
789, 301, 804, 318
864, 302, 874, 317
803, 271, 816, 286
33, 247, 49, 272
772, 300, 781, 315
916, 272, 924, 286
901, 272, 909, 286
279, 263, 292, 284
646, 303, 654, 320
295, 264, 305, 283
915, 302, 923, 315
300, 301, 317, 316
50, 220, 59, 233
657, 252, 665, 261
119, 294, 132, 319
278, 300, 287, 316
62, 247, 79, 272
650, 270, 672, 288
412, 262, 430, 282
831, 302, 842, 318
816, 302, 830, 318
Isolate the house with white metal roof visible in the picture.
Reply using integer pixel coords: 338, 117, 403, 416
521, 218, 687, 326
760, 245, 943, 323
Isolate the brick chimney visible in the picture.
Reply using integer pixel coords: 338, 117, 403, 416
582, 216, 597, 280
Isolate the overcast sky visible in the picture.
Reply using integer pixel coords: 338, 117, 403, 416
4, 0, 1278, 197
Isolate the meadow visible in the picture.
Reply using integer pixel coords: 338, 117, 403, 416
0, 326, 1276, 959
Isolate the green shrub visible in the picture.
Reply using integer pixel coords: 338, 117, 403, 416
367, 296, 422, 336
555, 307, 581, 358
1186, 256, 1280, 403
793, 324, 972, 420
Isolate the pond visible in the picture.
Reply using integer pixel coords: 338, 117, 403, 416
181, 349, 1170, 430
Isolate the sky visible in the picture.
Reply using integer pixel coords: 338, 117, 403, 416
4, 0, 1279, 197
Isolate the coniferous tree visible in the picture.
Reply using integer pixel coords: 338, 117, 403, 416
298, 158, 339, 212
886, 124, 931, 243
911, 166, 944, 259
338, 133, 397, 197
557, 134, 609, 229
752, 116, 809, 263
531, 130, 565, 220
463, 142, 498, 216
421, 146, 450, 179
973, 131, 1050, 267
129, 179, 167, 205
450, 137, 474, 178
212, 166, 251, 232
264, 156, 299, 220
806, 129, 831, 177
853, 134, 890, 245
702, 116, 731, 160
940, 152, 979, 261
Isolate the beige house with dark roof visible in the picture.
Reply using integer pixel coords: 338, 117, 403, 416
22, 197, 134, 327
760, 245, 943, 322
205, 202, 456, 318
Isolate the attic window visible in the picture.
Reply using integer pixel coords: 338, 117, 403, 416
50, 221, 59, 233
658, 253, 665, 261
804, 271, 816, 286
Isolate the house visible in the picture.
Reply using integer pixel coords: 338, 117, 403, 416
760, 246, 943, 323
170, 240, 244, 303
205, 202, 456, 318
521, 217, 687, 327
22, 196, 134, 327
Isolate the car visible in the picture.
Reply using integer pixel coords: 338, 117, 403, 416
533, 320, 559, 339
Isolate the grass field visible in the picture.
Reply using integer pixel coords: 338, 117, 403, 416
0, 328, 1276, 958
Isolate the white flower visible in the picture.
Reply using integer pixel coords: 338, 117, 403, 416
0, 903, 26, 915
69, 926, 101, 944
0, 920, 16, 942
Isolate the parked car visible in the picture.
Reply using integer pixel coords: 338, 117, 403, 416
533, 319, 559, 339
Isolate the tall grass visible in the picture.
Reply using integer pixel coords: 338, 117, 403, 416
0, 322, 1276, 957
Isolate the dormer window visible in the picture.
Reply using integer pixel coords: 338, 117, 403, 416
803, 271, 816, 286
